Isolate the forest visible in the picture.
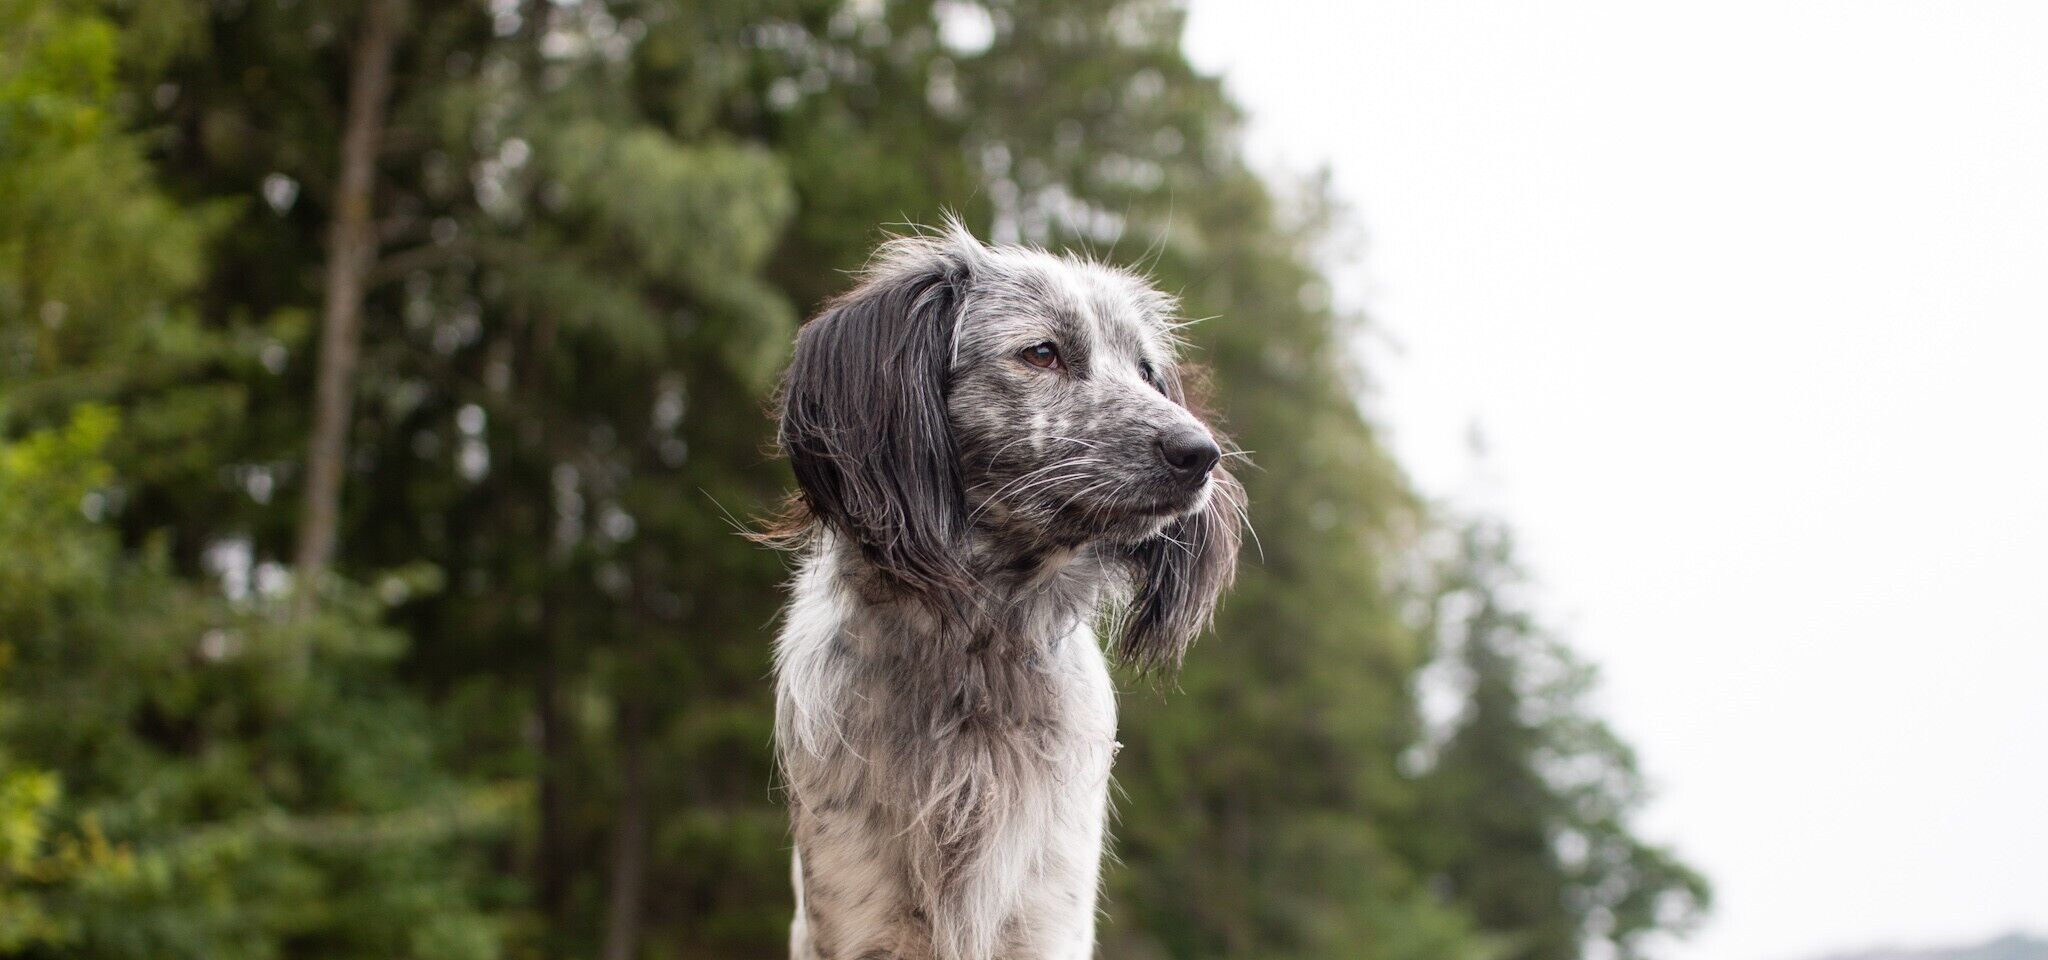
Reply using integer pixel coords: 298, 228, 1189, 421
0, 1, 1707, 958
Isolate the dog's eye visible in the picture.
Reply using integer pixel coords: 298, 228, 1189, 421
1020, 342, 1062, 370
1139, 360, 1158, 387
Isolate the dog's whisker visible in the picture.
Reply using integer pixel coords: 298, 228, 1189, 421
970, 461, 1098, 506
981, 433, 1043, 468
969, 458, 1099, 504
1054, 476, 1124, 518
1228, 493, 1264, 563
967, 469, 1097, 526
1160, 314, 1219, 331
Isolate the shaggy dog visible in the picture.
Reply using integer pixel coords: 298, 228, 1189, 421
767, 223, 1242, 960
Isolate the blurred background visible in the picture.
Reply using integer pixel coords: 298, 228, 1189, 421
0, 2, 2039, 960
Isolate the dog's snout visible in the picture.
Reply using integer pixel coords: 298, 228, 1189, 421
1157, 427, 1221, 479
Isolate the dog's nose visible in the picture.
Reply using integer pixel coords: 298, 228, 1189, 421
1157, 427, 1222, 478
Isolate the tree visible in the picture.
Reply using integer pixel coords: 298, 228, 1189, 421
292, 0, 406, 619
1, 4, 503, 957
1408, 518, 1712, 960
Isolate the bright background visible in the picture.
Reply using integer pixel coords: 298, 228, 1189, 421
1185, 3, 2048, 959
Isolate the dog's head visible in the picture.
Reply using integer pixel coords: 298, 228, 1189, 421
776, 222, 1242, 669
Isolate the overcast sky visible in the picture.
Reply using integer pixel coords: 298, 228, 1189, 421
1181, 3, 2048, 959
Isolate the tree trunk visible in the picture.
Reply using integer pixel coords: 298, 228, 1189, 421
293, 0, 403, 618
534, 628, 572, 924
600, 691, 650, 960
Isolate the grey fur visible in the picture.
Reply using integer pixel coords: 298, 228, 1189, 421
770, 223, 1243, 960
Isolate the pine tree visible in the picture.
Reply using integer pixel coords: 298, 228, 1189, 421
1410, 518, 1711, 960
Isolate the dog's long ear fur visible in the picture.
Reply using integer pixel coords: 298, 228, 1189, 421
778, 234, 976, 598
1114, 464, 1244, 672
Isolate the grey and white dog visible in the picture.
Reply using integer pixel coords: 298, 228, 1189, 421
766, 223, 1243, 960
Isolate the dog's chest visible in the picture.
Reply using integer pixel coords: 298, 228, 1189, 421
777, 573, 1118, 960
825, 606, 1119, 803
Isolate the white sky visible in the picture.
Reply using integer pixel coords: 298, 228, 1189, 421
1182, 3, 2048, 959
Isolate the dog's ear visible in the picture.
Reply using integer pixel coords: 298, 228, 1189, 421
778, 233, 978, 597
1114, 462, 1244, 672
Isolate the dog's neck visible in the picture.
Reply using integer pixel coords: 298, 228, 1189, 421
816, 529, 1114, 662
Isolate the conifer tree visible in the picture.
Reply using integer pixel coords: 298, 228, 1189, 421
1410, 518, 1711, 960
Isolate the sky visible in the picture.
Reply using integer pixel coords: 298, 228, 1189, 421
1181, 3, 2048, 960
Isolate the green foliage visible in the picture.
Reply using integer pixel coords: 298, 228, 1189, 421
0, 764, 138, 952
0, 0, 233, 394
1, 3, 507, 955
0, 411, 508, 960
0, 412, 139, 954
1, 0, 1708, 957
1406, 519, 1712, 960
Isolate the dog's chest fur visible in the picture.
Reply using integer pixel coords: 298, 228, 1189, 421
776, 539, 1120, 960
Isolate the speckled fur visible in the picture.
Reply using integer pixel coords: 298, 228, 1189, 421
770, 224, 1243, 960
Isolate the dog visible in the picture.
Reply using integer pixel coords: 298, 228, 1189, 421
766, 222, 1243, 960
